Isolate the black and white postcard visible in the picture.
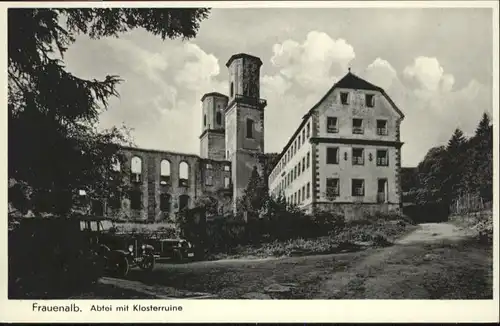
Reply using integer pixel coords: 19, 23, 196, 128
1, 1, 499, 323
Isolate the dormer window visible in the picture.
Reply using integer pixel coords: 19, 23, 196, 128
365, 94, 375, 107
340, 92, 349, 105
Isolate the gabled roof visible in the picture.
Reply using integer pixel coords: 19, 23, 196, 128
303, 71, 405, 120
269, 71, 405, 174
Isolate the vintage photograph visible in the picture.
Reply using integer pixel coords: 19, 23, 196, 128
7, 5, 494, 301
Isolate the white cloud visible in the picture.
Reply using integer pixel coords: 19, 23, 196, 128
270, 31, 355, 90
65, 33, 227, 155
64, 29, 491, 168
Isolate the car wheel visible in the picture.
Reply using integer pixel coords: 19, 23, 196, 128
114, 255, 129, 278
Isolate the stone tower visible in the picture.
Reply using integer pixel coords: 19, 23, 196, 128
224, 53, 267, 214
199, 92, 228, 161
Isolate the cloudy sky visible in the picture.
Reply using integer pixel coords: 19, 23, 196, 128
64, 7, 493, 167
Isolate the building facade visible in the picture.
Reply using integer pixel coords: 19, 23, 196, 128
268, 71, 405, 219
95, 53, 267, 222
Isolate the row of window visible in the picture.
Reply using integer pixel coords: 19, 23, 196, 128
270, 120, 312, 182
326, 147, 389, 166
286, 182, 311, 206
327, 117, 388, 136
338, 92, 376, 107
271, 151, 311, 196
203, 111, 224, 128
326, 178, 388, 201
117, 157, 230, 187
106, 191, 191, 212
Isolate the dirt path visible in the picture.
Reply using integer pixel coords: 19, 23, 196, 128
317, 222, 488, 299
92, 222, 490, 299
395, 222, 469, 245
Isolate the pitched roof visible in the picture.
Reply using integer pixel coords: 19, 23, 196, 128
334, 71, 383, 91
303, 71, 405, 119
269, 71, 405, 173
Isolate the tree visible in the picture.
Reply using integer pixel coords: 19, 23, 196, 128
237, 166, 268, 219
8, 8, 211, 216
445, 128, 468, 199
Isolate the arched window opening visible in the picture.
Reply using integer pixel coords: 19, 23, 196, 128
160, 160, 171, 185
160, 193, 171, 212
179, 194, 190, 211
179, 161, 189, 187
131, 156, 142, 183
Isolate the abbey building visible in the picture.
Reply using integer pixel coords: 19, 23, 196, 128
100, 53, 404, 222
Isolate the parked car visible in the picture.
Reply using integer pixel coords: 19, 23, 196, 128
155, 238, 195, 262
79, 216, 157, 277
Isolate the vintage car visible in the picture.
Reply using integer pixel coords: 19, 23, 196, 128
154, 238, 196, 262
79, 216, 157, 278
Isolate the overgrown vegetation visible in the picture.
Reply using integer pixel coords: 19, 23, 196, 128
402, 113, 493, 222
8, 8, 211, 299
8, 8, 211, 217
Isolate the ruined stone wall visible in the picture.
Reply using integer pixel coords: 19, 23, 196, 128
105, 147, 232, 222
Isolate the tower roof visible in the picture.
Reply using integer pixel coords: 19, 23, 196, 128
225, 53, 263, 68
200, 92, 229, 102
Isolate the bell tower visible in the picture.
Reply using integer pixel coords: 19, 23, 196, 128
224, 53, 267, 214
199, 92, 228, 161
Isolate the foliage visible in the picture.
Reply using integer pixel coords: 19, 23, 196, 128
8, 8, 211, 216
411, 113, 493, 213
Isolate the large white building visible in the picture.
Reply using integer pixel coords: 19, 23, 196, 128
268, 70, 405, 219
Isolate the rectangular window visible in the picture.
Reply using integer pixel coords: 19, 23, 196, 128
224, 165, 230, 171
376, 150, 389, 166
352, 148, 364, 165
326, 147, 339, 164
109, 191, 122, 210
301, 129, 305, 144
306, 182, 310, 199
352, 118, 364, 134
129, 190, 142, 210
160, 194, 171, 212
365, 94, 375, 107
340, 92, 349, 105
294, 165, 298, 179
307, 152, 310, 168
206, 163, 212, 169
327, 117, 338, 133
205, 175, 213, 186
224, 177, 231, 188
326, 178, 340, 197
298, 189, 301, 203
294, 192, 297, 204
302, 186, 305, 201
376, 120, 388, 135
246, 118, 254, 138
298, 135, 301, 148
306, 123, 310, 138
352, 179, 365, 196
302, 157, 305, 172
298, 162, 301, 176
